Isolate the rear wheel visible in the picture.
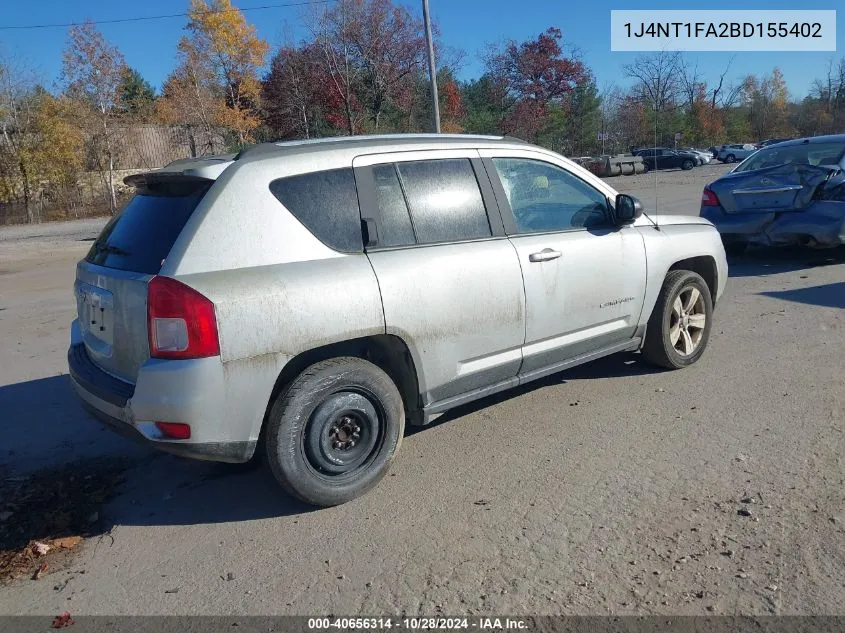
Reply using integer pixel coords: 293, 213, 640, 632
265, 357, 404, 507
681, 159, 695, 170
642, 270, 713, 370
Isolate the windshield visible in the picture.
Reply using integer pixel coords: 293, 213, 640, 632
733, 142, 845, 173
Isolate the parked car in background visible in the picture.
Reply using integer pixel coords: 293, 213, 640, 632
700, 134, 845, 254
632, 147, 700, 171
683, 148, 713, 164
68, 133, 728, 507
716, 144, 758, 163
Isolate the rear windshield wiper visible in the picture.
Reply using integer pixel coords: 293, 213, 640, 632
93, 243, 131, 256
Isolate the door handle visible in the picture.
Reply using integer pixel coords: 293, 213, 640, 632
528, 248, 562, 263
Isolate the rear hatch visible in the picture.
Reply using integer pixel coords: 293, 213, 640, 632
708, 163, 834, 214
75, 174, 213, 383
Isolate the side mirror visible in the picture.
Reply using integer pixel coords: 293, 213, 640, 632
614, 194, 643, 225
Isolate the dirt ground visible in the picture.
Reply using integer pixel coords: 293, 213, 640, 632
1, 162, 844, 616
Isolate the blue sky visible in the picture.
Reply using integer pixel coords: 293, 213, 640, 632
0, 0, 841, 100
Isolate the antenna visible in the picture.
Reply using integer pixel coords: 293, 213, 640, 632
653, 101, 659, 229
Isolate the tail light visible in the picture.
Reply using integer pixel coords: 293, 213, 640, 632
701, 187, 721, 207
148, 276, 220, 359
155, 422, 191, 440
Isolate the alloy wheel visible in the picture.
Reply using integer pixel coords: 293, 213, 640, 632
669, 286, 707, 356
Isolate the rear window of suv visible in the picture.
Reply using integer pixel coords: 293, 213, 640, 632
85, 179, 210, 275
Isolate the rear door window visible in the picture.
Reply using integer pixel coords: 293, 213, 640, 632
270, 168, 363, 253
395, 159, 491, 244
372, 164, 416, 247
85, 180, 210, 275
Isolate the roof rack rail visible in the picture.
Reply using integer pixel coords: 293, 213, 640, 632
270, 133, 506, 148
230, 132, 530, 160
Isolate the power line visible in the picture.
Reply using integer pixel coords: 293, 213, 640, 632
0, 0, 328, 31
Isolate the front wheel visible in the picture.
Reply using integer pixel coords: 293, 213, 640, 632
725, 154, 736, 163
265, 357, 405, 507
681, 159, 695, 170
642, 270, 713, 370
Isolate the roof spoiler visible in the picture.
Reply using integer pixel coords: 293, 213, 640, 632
124, 153, 237, 187
123, 172, 216, 188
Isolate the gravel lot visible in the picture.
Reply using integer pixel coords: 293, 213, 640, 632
1, 162, 844, 616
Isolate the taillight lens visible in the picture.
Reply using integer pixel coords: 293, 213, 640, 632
148, 276, 220, 359
155, 421, 191, 440
701, 187, 720, 207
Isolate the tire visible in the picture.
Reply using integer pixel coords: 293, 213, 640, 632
725, 154, 736, 163
642, 270, 713, 370
265, 357, 405, 507
681, 159, 695, 170
641, 163, 650, 174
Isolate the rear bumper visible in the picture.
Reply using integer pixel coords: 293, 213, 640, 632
700, 205, 773, 238
67, 322, 256, 463
68, 341, 135, 407
72, 386, 253, 462
699, 205, 845, 247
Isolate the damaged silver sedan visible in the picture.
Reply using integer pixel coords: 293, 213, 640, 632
700, 135, 845, 255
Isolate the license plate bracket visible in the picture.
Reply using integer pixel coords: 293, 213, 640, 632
76, 281, 115, 355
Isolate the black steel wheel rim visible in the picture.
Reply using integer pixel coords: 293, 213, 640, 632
303, 390, 384, 478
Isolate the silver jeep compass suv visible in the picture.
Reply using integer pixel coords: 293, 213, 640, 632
69, 134, 728, 506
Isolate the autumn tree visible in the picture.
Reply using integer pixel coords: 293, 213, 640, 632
300, 0, 454, 135
741, 68, 790, 140
0, 57, 82, 222
485, 28, 587, 142
689, 83, 724, 145
156, 41, 222, 156
306, 1, 362, 135
796, 57, 845, 135
767, 68, 790, 137
159, 0, 269, 147
347, 0, 427, 129
262, 44, 327, 139
62, 20, 127, 212
28, 94, 85, 219
439, 72, 465, 133
600, 87, 650, 153
0, 56, 40, 222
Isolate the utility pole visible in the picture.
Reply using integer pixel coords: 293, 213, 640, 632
422, 0, 440, 133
